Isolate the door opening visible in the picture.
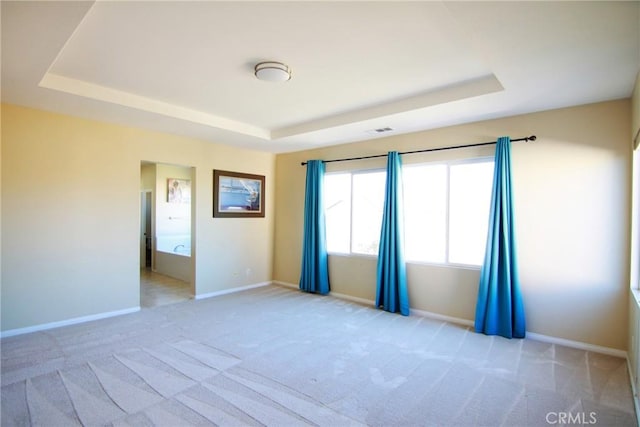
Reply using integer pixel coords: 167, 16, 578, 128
139, 161, 195, 308
140, 191, 153, 268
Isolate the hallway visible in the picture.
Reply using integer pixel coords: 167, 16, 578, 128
140, 268, 191, 308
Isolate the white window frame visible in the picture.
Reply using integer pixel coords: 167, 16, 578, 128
631, 148, 640, 289
403, 157, 493, 269
324, 157, 494, 269
325, 168, 385, 258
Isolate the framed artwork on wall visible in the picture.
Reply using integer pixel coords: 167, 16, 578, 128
213, 169, 265, 218
167, 178, 191, 204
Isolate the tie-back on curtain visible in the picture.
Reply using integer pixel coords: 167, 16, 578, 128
475, 136, 526, 338
299, 160, 330, 295
376, 151, 410, 315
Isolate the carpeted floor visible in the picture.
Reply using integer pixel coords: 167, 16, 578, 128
1, 285, 636, 426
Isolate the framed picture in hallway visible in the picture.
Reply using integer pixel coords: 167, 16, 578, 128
213, 169, 265, 218
167, 178, 191, 204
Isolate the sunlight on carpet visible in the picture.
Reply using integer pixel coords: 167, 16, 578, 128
1, 285, 636, 426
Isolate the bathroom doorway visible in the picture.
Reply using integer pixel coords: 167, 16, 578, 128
139, 161, 195, 307
140, 190, 152, 268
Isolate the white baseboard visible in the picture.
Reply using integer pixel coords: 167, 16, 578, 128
1, 281, 271, 338
627, 359, 640, 427
195, 281, 271, 300
329, 291, 376, 307
272, 280, 297, 290
526, 332, 627, 358
274, 280, 473, 325
1, 307, 140, 338
272, 281, 376, 306
413, 310, 627, 358
7, 281, 624, 360
410, 307, 475, 327
271, 280, 626, 358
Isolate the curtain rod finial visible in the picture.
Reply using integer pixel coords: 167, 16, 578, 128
528, 135, 537, 141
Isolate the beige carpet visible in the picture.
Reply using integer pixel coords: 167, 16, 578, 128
1, 285, 636, 426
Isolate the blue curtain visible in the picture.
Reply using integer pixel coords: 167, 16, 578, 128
475, 137, 526, 338
299, 160, 330, 294
376, 152, 410, 315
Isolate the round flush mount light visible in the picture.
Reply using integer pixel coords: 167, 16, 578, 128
254, 61, 291, 82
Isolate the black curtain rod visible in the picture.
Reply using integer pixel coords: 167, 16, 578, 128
300, 135, 537, 166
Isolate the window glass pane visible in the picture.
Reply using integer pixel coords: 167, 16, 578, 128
352, 171, 386, 255
403, 164, 448, 263
324, 173, 351, 254
449, 161, 494, 265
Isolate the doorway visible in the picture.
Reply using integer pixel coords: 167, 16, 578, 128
139, 161, 195, 307
140, 190, 152, 268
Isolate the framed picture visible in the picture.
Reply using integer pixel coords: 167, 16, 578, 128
167, 178, 191, 204
213, 170, 265, 218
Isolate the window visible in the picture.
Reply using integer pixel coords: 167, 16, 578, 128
448, 161, 494, 265
325, 170, 386, 255
324, 158, 494, 267
631, 148, 640, 289
351, 171, 386, 255
324, 173, 351, 254
403, 164, 447, 263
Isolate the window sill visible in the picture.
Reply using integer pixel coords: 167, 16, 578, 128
406, 260, 482, 271
327, 252, 481, 271
328, 252, 377, 260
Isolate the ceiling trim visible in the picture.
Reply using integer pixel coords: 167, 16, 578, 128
39, 72, 270, 140
39, 71, 504, 142
272, 74, 504, 139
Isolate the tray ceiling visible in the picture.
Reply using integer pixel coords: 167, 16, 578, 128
2, 1, 639, 152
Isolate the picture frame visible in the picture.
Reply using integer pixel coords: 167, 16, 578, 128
213, 169, 265, 218
167, 178, 191, 204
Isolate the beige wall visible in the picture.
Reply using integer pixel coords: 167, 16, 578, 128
1, 99, 632, 350
1, 103, 275, 332
140, 163, 156, 191
275, 99, 632, 350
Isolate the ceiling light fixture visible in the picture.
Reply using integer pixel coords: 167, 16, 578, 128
254, 61, 291, 82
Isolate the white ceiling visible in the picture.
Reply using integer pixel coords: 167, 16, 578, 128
2, 1, 639, 153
